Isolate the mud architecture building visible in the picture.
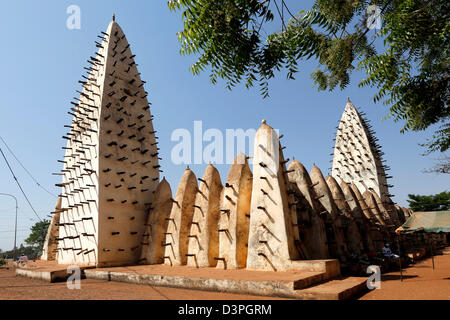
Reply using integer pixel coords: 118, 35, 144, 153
42, 19, 413, 272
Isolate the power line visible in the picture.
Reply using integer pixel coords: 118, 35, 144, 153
0, 147, 42, 222
0, 135, 57, 198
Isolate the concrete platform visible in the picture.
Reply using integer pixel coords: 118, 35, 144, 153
83, 260, 366, 300
15, 260, 93, 283
15, 259, 367, 299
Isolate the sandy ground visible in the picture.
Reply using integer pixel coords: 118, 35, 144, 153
359, 253, 450, 300
1, 254, 448, 300
0, 266, 284, 300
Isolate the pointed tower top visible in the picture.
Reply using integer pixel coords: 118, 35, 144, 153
332, 97, 391, 204
346, 97, 355, 110
234, 152, 248, 165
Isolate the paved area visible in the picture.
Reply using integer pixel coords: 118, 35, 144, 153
359, 253, 450, 300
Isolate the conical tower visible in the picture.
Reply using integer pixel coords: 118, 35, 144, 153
331, 100, 391, 204
56, 18, 160, 267
247, 121, 307, 271
186, 164, 223, 268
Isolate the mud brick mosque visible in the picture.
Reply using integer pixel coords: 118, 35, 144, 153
41, 18, 412, 273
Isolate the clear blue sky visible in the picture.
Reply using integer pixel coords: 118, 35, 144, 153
0, 1, 447, 251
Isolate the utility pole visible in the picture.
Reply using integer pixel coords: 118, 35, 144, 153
0, 193, 18, 259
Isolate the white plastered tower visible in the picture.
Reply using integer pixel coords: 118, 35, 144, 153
56, 18, 160, 267
331, 100, 391, 204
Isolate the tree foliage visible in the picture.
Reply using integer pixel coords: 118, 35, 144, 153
0, 244, 41, 260
24, 219, 50, 254
168, 0, 449, 153
407, 191, 450, 211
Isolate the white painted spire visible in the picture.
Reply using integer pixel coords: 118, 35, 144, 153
57, 19, 159, 267
331, 100, 391, 204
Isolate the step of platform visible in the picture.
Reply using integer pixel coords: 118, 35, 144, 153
293, 277, 368, 300
15, 261, 93, 282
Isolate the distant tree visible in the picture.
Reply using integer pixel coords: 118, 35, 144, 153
24, 220, 50, 256
0, 244, 41, 260
168, 0, 450, 154
407, 191, 450, 212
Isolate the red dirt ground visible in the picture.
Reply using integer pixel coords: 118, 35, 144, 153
1, 254, 448, 300
0, 266, 284, 300
359, 253, 450, 300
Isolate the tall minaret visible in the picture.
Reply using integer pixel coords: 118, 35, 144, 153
56, 17, 160, 267
331, 99, 391, 204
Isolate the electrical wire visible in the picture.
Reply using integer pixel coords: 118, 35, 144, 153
0, 135, 57, 198
0, 147, 42, 222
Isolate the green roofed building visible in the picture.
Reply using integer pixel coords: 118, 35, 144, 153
396, 211, 450, 234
